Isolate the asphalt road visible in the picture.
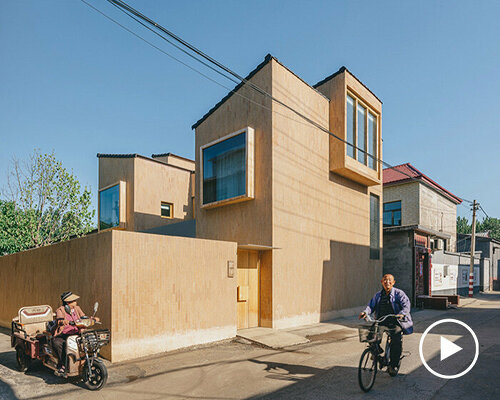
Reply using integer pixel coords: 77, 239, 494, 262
1, 292, 499, 400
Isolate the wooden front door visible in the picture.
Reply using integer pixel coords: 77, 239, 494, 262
237, 250, 259, 329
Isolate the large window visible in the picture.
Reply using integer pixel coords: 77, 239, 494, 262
370, 194, 380, 259
99, 184, 120, 230
346, 92, 378, 170
383, 201, 402, 227
201, 127, 254, 207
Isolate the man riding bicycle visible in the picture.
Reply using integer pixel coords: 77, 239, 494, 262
359, 274, 413, 376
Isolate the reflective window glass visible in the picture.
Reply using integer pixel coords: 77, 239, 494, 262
368, 112, 377, 170
370, 194, 380, 259
203, 132, 246, 204
346, 95, 355, 158
357, 104, 366, 164
99, 184, 120, 230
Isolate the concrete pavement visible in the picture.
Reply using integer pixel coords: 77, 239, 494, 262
1, 293, 498, 399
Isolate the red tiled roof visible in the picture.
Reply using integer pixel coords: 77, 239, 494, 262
383, 163, 462, 204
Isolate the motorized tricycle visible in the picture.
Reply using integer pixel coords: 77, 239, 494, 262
11, 302, 110, 390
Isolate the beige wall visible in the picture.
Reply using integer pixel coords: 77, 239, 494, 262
271, 61, 383, 328
99, 156, 194, 232
152, 154, 195, 171
0, 232, 113, 360
194, 58, 383, 329
195, 62, 273, 246
383, 182, 420, 226
0, 230, 237, 363
110, 230, 237, 362
419, 184, 457, 250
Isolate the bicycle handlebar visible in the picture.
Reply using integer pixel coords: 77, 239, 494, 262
363, 313, 406, 323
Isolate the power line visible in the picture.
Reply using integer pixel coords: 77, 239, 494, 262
83, 0, 483, 209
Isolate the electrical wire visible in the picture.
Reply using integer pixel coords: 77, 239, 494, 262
83, 0, 483, 209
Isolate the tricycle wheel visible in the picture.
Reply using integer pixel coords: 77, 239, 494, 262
15, 345, 31, 372
83, 360, 107, 390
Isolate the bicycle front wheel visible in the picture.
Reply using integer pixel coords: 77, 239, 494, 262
358, 347, 378, 392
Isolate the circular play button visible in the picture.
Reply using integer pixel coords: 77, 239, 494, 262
419, 318, 479, 379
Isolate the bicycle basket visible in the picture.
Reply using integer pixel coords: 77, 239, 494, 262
358, 324, 381, 343
81, 329, 111, 352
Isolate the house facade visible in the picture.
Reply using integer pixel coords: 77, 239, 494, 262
382, 163, 463, 303
1, 54, 385, 361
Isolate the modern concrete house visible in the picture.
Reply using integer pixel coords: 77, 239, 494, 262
1, 54, 385, 361
382, 163, 463, 303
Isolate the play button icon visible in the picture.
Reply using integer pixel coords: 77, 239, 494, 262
440, 336, 462, 361
419, 318, 479, 379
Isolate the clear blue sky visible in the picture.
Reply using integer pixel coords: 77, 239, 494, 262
1, 1, 498, 222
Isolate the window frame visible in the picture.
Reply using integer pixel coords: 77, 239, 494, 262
370, 193, 380, 260
199, 127, 255, 209
383, 200, 402, 227
346, 89, 379, 171
160, 201, 174, 219
98, 181, 126, 231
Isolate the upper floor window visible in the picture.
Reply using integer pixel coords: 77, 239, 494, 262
201, 127, 254, 207
346, 92, 378, 170
383, 201, 402, 227
370, 194, 380, 259
99, 184, 120, 230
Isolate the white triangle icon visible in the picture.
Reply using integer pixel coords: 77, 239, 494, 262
440, 336, 462, 361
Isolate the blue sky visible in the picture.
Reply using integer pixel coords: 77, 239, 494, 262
1, 1, 498, 221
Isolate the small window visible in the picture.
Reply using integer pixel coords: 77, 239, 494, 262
161, 202, 173, 218
383, 201, 402, 227
370, 194, 380, 259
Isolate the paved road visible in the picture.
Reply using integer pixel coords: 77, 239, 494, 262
1, 292, 499, 400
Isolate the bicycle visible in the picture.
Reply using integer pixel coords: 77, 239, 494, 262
357, 314, 408, 392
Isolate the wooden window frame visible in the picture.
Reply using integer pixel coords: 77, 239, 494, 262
98, 181, 126, 231
346, 89, 379, 171
200, 126, 255, 209
160, 201, 174, 219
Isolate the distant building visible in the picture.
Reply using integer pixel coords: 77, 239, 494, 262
382, 163, 462, 303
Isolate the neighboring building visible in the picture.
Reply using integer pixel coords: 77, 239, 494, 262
382, 163, 462, 304
457, 232, 500, 290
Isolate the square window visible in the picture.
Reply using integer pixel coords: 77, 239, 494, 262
201, 127, 254, 208
161, 202, 173, 218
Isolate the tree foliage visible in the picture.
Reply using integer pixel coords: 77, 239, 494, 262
1, 151, 95, 255
456, 216, 500, 241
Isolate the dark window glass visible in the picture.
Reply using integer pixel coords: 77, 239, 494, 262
161, 202, 172, 218
383, 201, 402, 227
203, 132, 246, 205
357, 104, 366, 164
99, 184, 120, 230
368, 112, 377, 170
346, 95, 355, 158
370, 194, 380, 259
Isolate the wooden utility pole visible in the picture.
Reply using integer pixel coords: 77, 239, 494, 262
469, 200, 478, 297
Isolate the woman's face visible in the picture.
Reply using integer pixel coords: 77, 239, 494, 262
68, 300, 77, 309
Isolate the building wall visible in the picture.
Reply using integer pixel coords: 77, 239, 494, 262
152, 154, 195, 171
383, 182, 420, 226
99, 156, 194, 233
419, 184, 457, 250
133, 157, 194, 231
383, 231, 414, 301
0, 232, 113, 360
111, 230, 237, 362
99, 157, 135, 231
195, 62, 273, 246
270, 61, 383, 328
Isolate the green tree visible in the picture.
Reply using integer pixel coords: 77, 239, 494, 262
456, 216, 471, 235
477, 217, 500, 241
1, 150, 95, 254
0, 200, 32, 255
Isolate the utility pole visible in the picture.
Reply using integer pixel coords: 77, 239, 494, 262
469, 200, 478, 298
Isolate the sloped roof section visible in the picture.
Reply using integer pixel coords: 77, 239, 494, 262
383, 163, 462, 204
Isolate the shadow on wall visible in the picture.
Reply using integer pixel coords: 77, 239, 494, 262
329, 172, 368, 196
321, 241, 381, 316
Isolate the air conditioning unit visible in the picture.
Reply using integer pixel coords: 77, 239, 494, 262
435, 239, 443, 250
